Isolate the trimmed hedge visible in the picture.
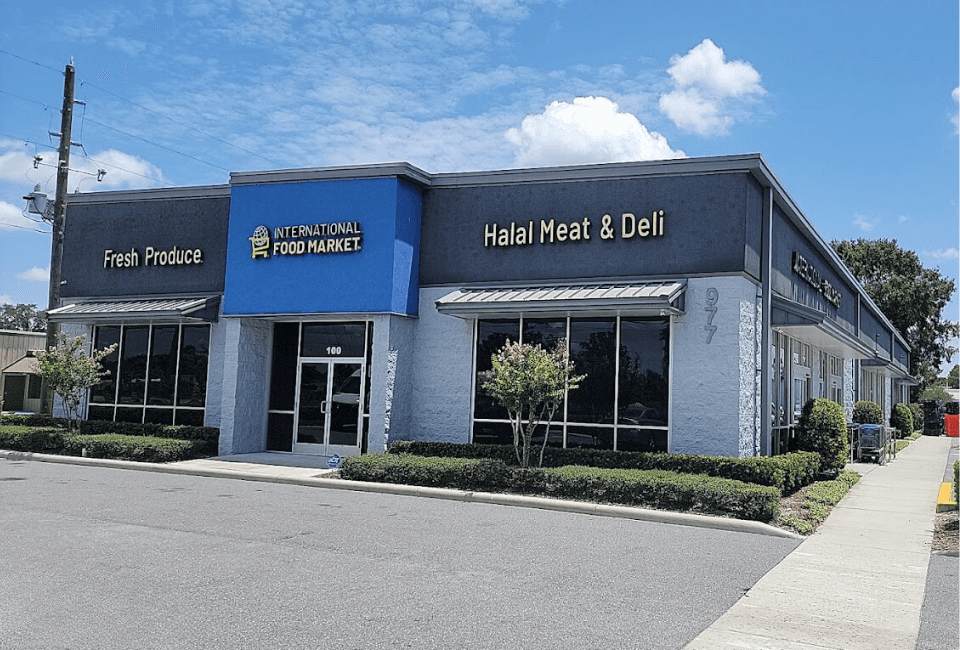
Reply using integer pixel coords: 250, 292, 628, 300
77, 421, 219, 455
0, 426, 69, 454
0, 414, 64, 428
0, 423, 213, 462
63, 434, 200, 463
341, 454, 780, 521
0, 416, 219, 457
387, 440, 820, 493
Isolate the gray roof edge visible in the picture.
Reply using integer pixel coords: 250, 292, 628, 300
429, 153, 766, 187
65, 184, 230, 204
230, 162, 433, 186
752, 161, 912, 352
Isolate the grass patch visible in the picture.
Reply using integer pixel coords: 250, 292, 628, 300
777, 470, 861, 535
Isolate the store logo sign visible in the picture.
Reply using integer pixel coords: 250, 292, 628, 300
248, 222, 363, 260
792, 251, 842, 309
103, 245, 204, 269
483, 211, 666, 248
249, 225, 271, 258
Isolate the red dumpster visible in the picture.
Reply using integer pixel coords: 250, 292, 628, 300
946, 414, 959, 438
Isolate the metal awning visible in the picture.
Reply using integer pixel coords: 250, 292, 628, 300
436, 281, 686, 318
47, 297, 219, 323
1, 353, 39, 375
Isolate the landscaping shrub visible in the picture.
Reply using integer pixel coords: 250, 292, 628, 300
907, 403, 923, 432
341, 454, 781, 521
63, 434, 200, 463
795, 398, 849, 474
889, 403, 914, 439
541, 466, 780, 521
78, 421, 219, 455
1, 421, 215, 461
0, 425, 68, 454
0, 413, 64, 428
388, 440, 820, 492
852, 400, 883, 425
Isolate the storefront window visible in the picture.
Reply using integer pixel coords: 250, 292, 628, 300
472, 316, 670, 452
117, 326, 149, 405
89, 324, 210, 425
90, 326, 120, 404
147, 326, 178, 406
473, 320, 519, 421
567, 319, 616, 424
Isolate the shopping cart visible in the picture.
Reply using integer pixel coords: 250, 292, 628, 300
858, 424, 888, 465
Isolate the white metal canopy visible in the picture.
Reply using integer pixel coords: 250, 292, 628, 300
47, 297, 216, 323
435, 281, 686, 318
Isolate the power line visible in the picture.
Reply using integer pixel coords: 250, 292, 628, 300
3, 85, 227, 175
81, 116, 232, 173
1, 132, 172, 187
2, 220, 50, 234
0, 48, 63, 75
0, 88, 59, 111
81, 81, 285, 167
2, 51, 265, 176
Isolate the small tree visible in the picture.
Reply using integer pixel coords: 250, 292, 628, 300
33, 333, 117, 431
481, 339, 584, 468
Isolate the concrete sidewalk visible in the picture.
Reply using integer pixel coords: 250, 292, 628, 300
685, 435, 954, 650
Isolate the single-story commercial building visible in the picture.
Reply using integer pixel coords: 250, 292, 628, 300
50, 154, 913, 459
0, 329, 46, 413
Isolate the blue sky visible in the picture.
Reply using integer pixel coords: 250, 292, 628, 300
1, 0, 957, 370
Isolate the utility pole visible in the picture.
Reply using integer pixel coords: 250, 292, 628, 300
40, 62, 77, 415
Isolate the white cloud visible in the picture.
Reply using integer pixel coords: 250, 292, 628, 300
952, 86, 959, 133
71, 149, 170, 191
926, 247, 959, 260
0, 200, 34, 231
506, 96, 685, 167
852, 214, 877, 232
659, 39, 765, 136
0, 140, 168, 193
0, 295, 11, 305
16, 267, 49, 282
898, 215, 909, 223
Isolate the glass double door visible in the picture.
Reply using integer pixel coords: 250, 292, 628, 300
294, 358, 364, 456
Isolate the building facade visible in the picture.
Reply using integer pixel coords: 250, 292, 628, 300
50, 154, 913, 458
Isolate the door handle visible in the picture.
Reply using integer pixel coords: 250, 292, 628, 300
320, 400, 328, 414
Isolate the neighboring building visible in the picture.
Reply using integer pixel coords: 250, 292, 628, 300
0, 329, 46, 413
50, 154, 913, 458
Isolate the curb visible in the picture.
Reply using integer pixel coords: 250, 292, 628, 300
1, 449, 800, 539
936, 482, 958, 512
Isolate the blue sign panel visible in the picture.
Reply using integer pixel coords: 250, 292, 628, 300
224, 177, 422, 316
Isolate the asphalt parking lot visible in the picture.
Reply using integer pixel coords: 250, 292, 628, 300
0, 459, 800, 650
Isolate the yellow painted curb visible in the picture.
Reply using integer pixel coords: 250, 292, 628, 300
936, 483, 957, 512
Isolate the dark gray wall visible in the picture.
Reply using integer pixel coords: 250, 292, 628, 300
419, 172, 763, 285
770, 205, 858, 333
61, 197, 229, 298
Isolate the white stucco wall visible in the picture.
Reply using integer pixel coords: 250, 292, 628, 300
216, 318, 271, 454
671, 276, 762, 458
405, 287, 475, 444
